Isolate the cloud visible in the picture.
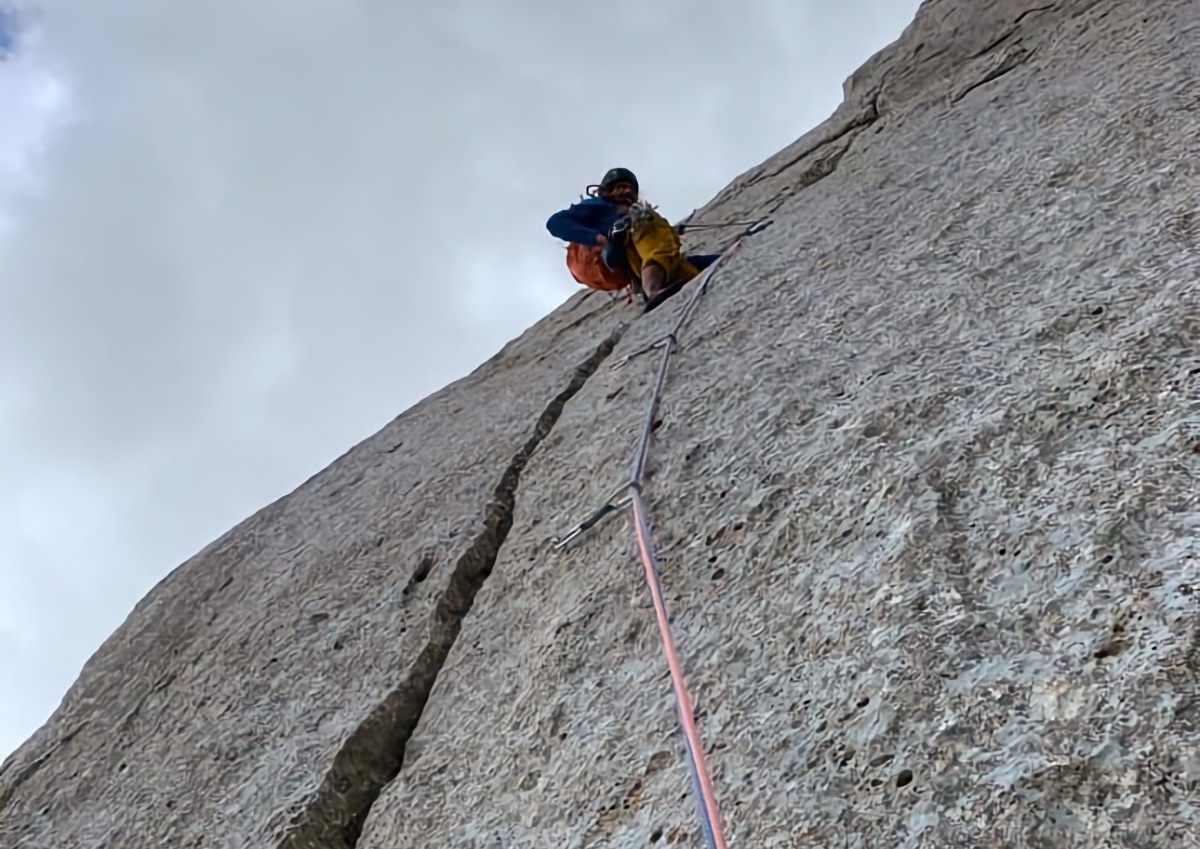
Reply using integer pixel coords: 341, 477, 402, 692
0, 0, 922, 759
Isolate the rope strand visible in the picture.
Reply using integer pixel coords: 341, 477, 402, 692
554, 219, 771, 847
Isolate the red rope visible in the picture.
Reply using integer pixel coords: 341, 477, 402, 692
621, 233, 761, 849
631, 489, 728, 849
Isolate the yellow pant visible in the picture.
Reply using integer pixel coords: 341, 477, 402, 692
624, 205, 699, 286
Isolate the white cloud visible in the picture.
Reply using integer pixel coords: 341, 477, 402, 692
0, 13, 73, 230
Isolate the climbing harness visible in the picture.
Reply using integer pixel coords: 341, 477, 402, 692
553, 218, 772, 849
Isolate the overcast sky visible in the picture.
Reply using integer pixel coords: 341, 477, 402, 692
0, 0, 922, 761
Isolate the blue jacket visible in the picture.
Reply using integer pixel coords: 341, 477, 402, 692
546, 196, 622, 247
546, 195, 723, 273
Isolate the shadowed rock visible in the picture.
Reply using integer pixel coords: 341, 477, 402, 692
2, 1, 1198, 847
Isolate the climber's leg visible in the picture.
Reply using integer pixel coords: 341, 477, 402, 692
641, 270, 687, 313
642, 262, 668, 300
628, 206, 698, 304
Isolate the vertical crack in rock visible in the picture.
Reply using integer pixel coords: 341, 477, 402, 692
746, 104, 878, 189
277, 326, 625, 849
0, 751, 54, 817
969, 5, 1056, 58
0, 725, 86, 817
951, 47, 1039, 103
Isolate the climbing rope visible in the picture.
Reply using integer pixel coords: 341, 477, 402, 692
553, 218, 772, 849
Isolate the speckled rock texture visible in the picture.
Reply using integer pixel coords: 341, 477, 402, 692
0, 307, 628, 847
3, 0, 1198, 847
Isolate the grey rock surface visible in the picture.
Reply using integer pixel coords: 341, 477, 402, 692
0, 302, 630, 847
3, 0, 1199, 847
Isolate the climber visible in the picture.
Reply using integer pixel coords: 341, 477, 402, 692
546, 167, 721, 312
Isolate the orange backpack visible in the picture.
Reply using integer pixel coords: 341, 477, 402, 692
565, 242, 635, 294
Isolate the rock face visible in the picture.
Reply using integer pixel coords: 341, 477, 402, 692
3, 0, 1198, 846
